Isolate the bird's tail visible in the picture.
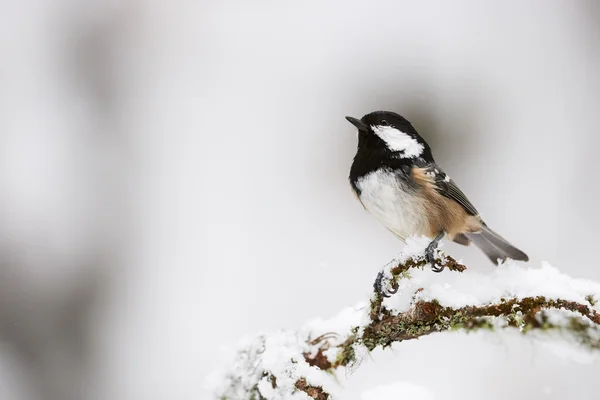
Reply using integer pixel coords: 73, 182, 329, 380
466, 224, 529, 264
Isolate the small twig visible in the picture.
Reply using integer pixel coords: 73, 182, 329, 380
213, 253, 600, 399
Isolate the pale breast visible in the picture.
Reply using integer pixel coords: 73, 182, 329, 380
355, 169, 429, 240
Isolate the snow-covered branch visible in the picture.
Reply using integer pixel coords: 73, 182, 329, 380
209, 239, 600, 400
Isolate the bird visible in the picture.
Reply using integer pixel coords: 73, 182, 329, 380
346, 111, 528, 274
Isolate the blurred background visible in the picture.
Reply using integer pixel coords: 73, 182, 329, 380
0, 1, 599, 399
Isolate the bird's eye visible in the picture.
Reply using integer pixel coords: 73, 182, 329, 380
380, 119, 388, 125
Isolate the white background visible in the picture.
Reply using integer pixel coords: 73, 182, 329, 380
1, 1, 599, 399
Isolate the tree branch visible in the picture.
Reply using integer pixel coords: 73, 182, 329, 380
210, 243, 600, 399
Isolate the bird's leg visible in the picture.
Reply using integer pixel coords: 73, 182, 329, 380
425, 231, 445, 272
373, 271, 399, 298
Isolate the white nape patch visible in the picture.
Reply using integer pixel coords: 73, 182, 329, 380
371, 125, 424, 158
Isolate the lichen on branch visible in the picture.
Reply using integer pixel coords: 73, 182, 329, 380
209, 240, 600, 399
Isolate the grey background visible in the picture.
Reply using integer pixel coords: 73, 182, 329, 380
0, 1, 599, 399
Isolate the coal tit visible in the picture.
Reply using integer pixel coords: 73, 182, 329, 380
346, 111, 528, 272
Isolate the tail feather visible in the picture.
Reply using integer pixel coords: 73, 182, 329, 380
466, 234, 505, 264
466, 225, 528, 264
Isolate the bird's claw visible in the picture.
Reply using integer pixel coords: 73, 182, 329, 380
425, 247, 444, 273
374, 271, 399, 298
431, 263, 444, 273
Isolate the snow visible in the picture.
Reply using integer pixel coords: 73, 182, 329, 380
371, 125, 424, 158
361, 381, 436, 400
529, 309, 600, 363
208, 305, 369, 399
302, 303, 367, 341
209, 237, 600, 399
381, 238, 600, 314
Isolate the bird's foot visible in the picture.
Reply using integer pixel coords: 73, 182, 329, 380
373, 271, 399, 298
425, 245, 444, 273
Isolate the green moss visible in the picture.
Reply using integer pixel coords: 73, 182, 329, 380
248, 385, 267, 400
362, 313, 445, 351
534, 315, 600, 349
336, 344, 356, 367
362, 295, 600, 352
453, 317, 495, 331
586, 295, 597, 307
335, 329, 358, 367
397, 270, 412, 280
538, 311, 552, 331
353, 257, 599, 381
369, 293, 383, 321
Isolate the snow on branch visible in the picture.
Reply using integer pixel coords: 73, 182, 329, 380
209, 239, 600, 399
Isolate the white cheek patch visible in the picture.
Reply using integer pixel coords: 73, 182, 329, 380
371, 125, 424, 158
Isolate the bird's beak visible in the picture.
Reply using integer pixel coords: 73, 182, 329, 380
345, 116, 369, 131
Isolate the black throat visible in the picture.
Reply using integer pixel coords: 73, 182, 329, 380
349, 149, 412, 195
348, 135, 434, 196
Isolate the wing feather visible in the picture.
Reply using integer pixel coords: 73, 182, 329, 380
417, 163, 479, 216
442, 179, 478, 216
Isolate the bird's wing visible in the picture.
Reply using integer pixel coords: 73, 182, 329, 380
440, 178, 479, 216
420, 163, 479, 216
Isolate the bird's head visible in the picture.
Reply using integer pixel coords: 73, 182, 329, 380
345, 111, 432, 160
